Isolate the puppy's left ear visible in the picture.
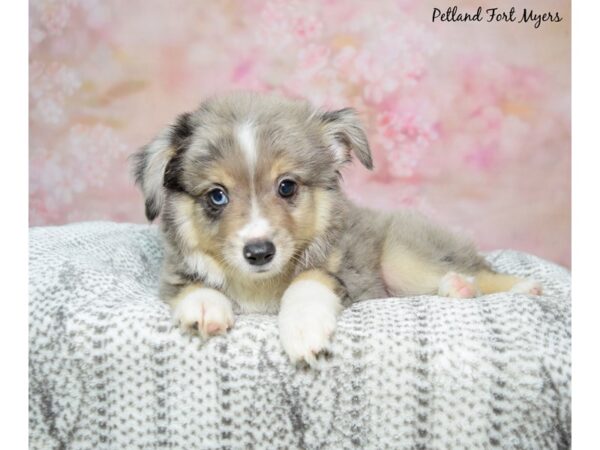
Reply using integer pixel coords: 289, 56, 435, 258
320, 108, 373, 170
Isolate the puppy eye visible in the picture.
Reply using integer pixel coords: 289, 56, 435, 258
207, 188, 229, 207
278, 179, 297, 198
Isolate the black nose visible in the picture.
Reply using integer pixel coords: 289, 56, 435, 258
243, 241, 276, 266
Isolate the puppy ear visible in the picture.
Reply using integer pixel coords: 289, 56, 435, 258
131, 112, 194, 221
320, 108, 373, 170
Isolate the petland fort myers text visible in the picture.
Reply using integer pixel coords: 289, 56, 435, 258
432, 6, 563, 28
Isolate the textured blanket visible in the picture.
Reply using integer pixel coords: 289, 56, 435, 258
29, 222, 571, 450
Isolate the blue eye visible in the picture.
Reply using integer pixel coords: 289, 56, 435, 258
278, 179, 297, 198
208, 188, 229, 207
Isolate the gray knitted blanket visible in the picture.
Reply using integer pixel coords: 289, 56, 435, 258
29, 222, 571, 450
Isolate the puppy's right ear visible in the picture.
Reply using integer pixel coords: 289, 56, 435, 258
131, 112, 195, 221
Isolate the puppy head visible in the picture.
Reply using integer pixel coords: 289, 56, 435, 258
133, 92, 372, 279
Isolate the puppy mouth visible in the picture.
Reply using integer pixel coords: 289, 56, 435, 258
233, 259, 284, 279
246, 264, 275, 274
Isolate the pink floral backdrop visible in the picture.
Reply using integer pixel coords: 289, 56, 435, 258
29, 0, 571, 267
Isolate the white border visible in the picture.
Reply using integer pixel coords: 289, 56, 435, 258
572, 0, 599, 447
0, 2, 28, 449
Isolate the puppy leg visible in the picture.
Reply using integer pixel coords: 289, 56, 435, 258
279, 270, 342, 367
380, 211, 487, 297
380, 212, 542, 298
437, 270, 543, 298
381, 250, 483, 299
381, 247, 447, 296
168, 283, 235, 339
381, 251, 543, 298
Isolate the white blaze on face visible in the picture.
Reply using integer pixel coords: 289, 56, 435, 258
237, 198, 273, 242
235, 122, 273, 243
236, 122, 258, 173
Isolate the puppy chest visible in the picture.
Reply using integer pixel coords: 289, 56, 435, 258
223, 281, 284, 314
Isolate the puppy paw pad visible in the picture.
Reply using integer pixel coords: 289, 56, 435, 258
438, 272, 480, 299
205, 321, 228, 336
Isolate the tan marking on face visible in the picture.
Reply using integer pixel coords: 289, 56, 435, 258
313, 189, 332, 235
171, 193, 225, 265
207, 166, 236, 192
289, 187, 332, 246
269, 158, 296, 181
173, 194, 203, 249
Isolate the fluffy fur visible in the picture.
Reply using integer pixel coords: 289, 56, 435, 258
132, 92, 541, 366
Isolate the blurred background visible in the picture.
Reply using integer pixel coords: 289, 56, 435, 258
29, 0, 571, 267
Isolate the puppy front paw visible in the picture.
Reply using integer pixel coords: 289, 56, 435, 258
172, 287, 234, 339
279, 312, 336, 368
278, 279, 341, 368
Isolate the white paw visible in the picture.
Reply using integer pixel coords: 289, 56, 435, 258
511, 279, 543, 296
279, 280, 341, 367
438, 272, 480, 298
172, 288, 234, 339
